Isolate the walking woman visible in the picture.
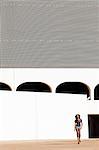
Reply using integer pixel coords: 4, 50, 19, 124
74, 114, 83, 144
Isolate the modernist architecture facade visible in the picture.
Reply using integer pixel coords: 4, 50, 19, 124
1, 0, 98, 68
0, 68, 99, 140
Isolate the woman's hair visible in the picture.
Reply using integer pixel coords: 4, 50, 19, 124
75, 114, 80, 120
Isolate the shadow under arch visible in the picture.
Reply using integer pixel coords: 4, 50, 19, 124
0, 82, 12, 91
16, 82, 52, 92
94, 84, 99, 100
56, 82, 90, 99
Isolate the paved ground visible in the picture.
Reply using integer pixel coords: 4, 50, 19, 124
0, 140, 99, 150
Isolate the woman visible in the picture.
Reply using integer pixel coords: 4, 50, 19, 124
74, 114, 83, 144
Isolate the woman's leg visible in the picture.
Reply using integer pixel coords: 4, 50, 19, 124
76, 129, 80, 144
79, 129, 81, 142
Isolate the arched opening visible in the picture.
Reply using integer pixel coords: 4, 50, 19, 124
94, 84, 99, 100
16, 82, 52, 92
56, 82, 90, 99
0, 82, 12, 91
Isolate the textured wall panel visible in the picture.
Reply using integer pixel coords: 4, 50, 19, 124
0, 0, 99, 67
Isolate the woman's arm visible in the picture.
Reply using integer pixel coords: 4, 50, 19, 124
74, 122, 76, 131
80, 120, 83, 129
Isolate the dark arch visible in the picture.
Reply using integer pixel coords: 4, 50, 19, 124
56, 82, 90, 98
0, 82, 12, 91
94, 84, 99, 100
16, 82, 52, 92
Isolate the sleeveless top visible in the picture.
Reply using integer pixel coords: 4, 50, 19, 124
75, 119, 82, 127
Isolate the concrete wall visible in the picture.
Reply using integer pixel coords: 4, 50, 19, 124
1, 0, 99, 67
0, 68, 99, 98
0, 91, 89, 140
0, 68, 99, 140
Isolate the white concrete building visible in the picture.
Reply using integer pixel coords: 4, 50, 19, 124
0, 68, 99, 140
